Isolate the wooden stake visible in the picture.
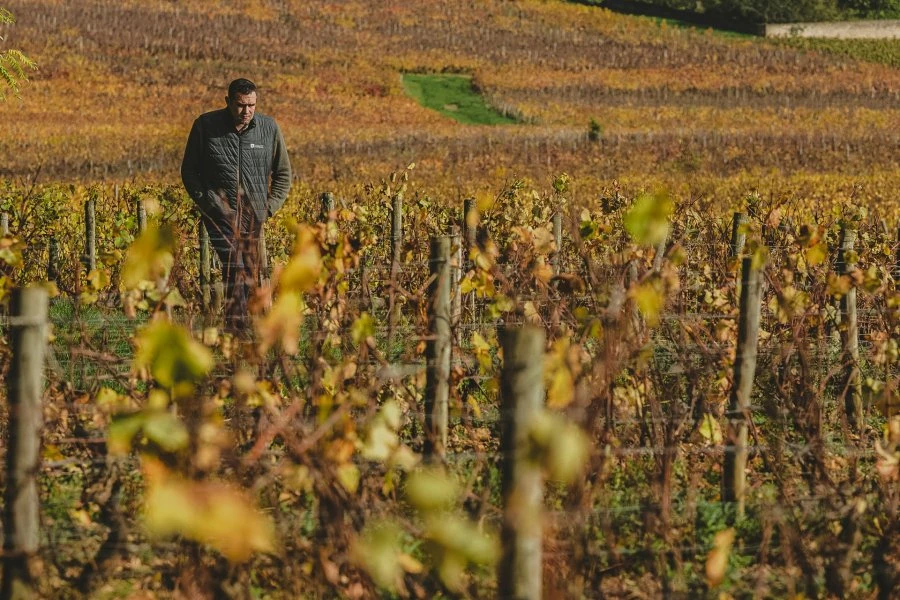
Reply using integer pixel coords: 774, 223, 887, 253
424, 236, 451, 460
451, 232, 462, 340
498, 326, 545, 600
894, 225, 900, 285
320, 191, 335, 222
2, 287, 48, 600
724, 256, 763, 520
730, 212, 748, 258
652, 229, 668, 273
83, 199, 97, 273
838, 227, 862, 432
47, 238, 59, 284
258, 228, 270, 290
463, 198, 477, 321
136, 197, 147, 234
199, 222, 211, 312
552, 211, 563, 276
388, 194, 403, 351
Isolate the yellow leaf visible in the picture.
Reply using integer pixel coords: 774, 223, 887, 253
87, 268, 110, 290
405, 468, 458, 511
353, 521, 404, 591
107, 413, 145, 455
531, 260, 554, 285
706, 528, 735, 587
351, 312, 374, 346
336, 463, 360, 493
630, 279, 665, 326
528, 411, 589, 483
624, 190, 673, 246
827, 273, 852, 297
256, 292, 304, 354
280, 225, 321, 292
547, 366, 574, 409
698, 414, 723, 444
532, 226, 556, 254
398, 553, 423, 574
122, 225, 175, 289
134, 321, 214, 388
143, 462, 275, 563
361, 421, 398, 462
805, 242, 827, 267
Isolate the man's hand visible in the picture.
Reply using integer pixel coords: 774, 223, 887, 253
209, 189, 236, 221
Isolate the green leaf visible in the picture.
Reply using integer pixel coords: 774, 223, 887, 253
142, 412, 189, 452
351, 312, 374, 346
624, 190, 673, 246
405, 468, 458, 512
698, 414, 723, 444
108, 413, 145, 455
353, 521, 405, 591
135, 321, 214, 387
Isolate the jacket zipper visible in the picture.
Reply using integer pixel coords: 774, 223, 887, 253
236, 129, 242, 213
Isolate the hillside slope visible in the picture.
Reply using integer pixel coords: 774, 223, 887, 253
2, 0, 898, 198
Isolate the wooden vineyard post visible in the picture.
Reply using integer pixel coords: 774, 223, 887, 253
551, 211, 563, 276
212, 261, 225, 314
47, 238, 59, 284
258, 228, 270, 290
463, 198, 477, 321
451, 232, 462, 341
199, 222, 211, 312
390, 193, 403, 269
1, 212, 9, 236
135, 197, 147, 234
320, 191, 335, 222
838, 227, 862, 432
83, 198, 97, 273
894, 225, 900, 286
723, 256, 764, 520
2, 287, 48, 600
652, 229, 668, 273
200, 224, 224, 315
730, 212, 748, 258
388, 193, 403, 351
463, 198, 477, 251
424, 236, 451, 460
498, 326, 545, 600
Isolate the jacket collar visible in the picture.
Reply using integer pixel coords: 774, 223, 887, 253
218, 108, 257, 133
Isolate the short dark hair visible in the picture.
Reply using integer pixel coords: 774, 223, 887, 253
228, 78, 257, 100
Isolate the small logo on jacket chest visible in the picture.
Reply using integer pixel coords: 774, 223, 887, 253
249, 143, 265, 149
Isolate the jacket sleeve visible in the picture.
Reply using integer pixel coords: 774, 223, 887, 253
181, 118, 213, 213
267, 124, 292, 217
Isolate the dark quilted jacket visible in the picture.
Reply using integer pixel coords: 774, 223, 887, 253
181, 108, 292, 223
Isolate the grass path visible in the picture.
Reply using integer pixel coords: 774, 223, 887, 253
401, 73, 519, 125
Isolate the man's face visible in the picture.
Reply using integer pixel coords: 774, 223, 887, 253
227, 91, 257, 129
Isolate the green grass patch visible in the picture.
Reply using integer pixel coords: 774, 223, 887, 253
401, 73, 519, 125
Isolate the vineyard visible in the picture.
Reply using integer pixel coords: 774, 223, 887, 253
0, 176, 895, 598
0, 0, 899, 598
0, 0, 898, 195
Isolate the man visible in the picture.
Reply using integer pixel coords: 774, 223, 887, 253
181, 78, 291, 333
